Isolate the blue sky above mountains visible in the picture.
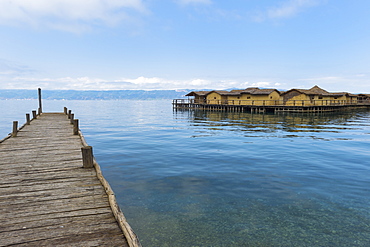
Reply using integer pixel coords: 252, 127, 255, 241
0, 0, 369, 93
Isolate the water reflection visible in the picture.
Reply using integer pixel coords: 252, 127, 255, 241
173, 108, 370, 141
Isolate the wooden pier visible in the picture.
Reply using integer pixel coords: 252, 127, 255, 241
0, 110, 140, 246
173, 99, 370, 113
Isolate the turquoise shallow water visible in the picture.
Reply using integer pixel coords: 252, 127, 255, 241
1, 99, 370, 246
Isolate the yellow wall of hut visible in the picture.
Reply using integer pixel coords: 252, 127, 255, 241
206, 91, 281, 105
207, 92, 227, 104
193, 88, 361, 106
285, 94, 352, 106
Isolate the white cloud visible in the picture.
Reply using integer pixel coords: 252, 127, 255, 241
3, 74, 369, 93
297, 75, 370, 93
189, 79, 210, 86
0, 0, 147, 32
254, 0, 321, 22
120, 76, 164, 85
250, 81, 272, 87
2, 75, 285, 91
177, 0, 212, 5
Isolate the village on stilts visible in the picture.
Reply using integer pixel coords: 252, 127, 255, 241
173, 85, 370, 113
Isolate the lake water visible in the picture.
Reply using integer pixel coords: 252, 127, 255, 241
1, 99, 370, 246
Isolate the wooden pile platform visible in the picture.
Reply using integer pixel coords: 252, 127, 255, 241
0, 113, 138, 246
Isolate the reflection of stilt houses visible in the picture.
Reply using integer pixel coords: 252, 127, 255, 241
174, 106, 361, 126
175, 85, 370, 113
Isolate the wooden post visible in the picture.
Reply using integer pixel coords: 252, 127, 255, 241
38, 88, 42, 114
38, 107, 42, 115
64, 107, 67, 114
68, 110, 72, 119
12, 121, 18, 137
32, 110, 37, 119
81, 146, 94, 168
73, 119, 79, 135
70, 113, 74, 124
26, 114, 30, 125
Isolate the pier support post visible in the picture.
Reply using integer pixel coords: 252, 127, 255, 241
26, 114, 30, 125
38, 88, 42, 114
64, 107, 68, 114
32, 110, 37, 119
68, 110, 72, 119
12, 121, 18, 137
81, 146, 94, 168
70, 113, 74, 124
73, 119, 79, 135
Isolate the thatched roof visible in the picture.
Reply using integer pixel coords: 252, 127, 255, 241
291, 85, 329, 95
281, 85, 351, 96
347, 93, 359, 97
246, 88, 279, 95
186, 88, 280, 97
185, 86, 360, 98
229, 87, 279, 95
211, 90, 230, 95
307, 85, 329, 94
185, 91, 210, 96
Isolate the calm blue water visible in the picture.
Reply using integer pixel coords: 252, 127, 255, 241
1, 99, 370, 246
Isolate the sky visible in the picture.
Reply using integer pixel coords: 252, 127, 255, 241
0, 0, 369, 93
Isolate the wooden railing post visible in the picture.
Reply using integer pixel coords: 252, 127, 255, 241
68, 110, 72, 119
73, 119, 79, 135
81, 146, 94, 168
12, 121, 18, 137
32, 110, 37, 119
26, 114, 30, 125
70, 113, 74, 124
38, 88, 42, 114
64, 107, 68, 114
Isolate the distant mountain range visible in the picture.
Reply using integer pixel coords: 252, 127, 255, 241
0, 89, 192, 100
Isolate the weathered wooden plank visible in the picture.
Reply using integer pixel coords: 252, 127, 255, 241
1, 218, 126, 246
0, 211, 113, 233
0, 173, 99, 186
0, 198, 110, 219
0, 186, 107, 206
9, 231, 127, 247
0, 207, 114, 226
0, 164, 82, 176
0, 167, 96, 180
1, 150, 81, 156
0, 209, 127, 245
0, 176, 100, 189
0, 178, 101, 194
0, 185, 103, 199
1, 155, 81, 164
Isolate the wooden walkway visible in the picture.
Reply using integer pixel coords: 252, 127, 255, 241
173, 100, 370, 113
0, 113, 137, 246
